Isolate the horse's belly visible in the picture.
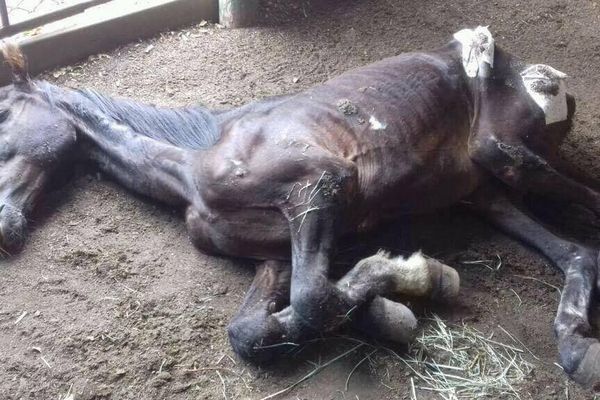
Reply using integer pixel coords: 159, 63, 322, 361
356, 148, 484, 217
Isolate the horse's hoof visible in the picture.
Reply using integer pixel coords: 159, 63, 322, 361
228, 314, 291, 363
356, 296, 418, 344
570, 342, 600, 390
426, 258, 460, 301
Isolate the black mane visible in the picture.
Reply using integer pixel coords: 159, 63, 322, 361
78, 89, 221, 150
35, 81, 221, 150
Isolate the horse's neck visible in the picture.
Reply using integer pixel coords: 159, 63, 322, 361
45, 82, 202, 206
39, 81, 221, 149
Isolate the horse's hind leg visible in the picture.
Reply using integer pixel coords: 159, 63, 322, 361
337, 251, 460, 304
340, 251, 459, 344
469, 185, 600, 388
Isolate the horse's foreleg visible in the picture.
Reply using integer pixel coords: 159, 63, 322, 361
469, 184, 600, 388
470, 135, 600, 216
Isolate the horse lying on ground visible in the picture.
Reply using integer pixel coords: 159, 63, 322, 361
1, 26, 599, 387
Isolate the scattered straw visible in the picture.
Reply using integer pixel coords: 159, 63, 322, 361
497, 325, 539, 361
255, 316, 534, 399
345, 349, 377, 391
60, 384, 74, 400
553, 362, 564, 371
513, 274, 562, 297
509, 289, 522, 307
259, 343, 364, 400
40, 356, 52, 369
216, 370, 228, 400
0, 244, 10, 257
410, 377, 417, 400
14, 311, 27, 324
394, 315, 534, 400
461, 255, 503, 271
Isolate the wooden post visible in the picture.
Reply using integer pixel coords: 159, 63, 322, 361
0, 0, 9, 29
219, 0, 258, 28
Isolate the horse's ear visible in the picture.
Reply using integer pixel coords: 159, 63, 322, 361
0, 41, 29, 85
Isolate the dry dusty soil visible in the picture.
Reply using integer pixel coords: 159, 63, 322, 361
3, 0, 600, 399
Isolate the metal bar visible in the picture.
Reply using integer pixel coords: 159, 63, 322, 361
0, 0, 10, 29
0, 0, 112, 38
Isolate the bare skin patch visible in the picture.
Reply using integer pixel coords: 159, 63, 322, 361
453, 26, 495, 78
369, 115, 387, 130
521, 64, 568, 125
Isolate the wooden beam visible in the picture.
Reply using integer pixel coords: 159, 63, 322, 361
0, 0, 9, 28
219, 0, 258, 28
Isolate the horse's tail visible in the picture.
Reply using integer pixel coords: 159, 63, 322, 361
0, 41, 29, 84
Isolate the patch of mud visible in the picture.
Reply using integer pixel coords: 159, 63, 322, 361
336, 98, 358, 115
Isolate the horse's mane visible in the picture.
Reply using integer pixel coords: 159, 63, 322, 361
77, 89, 221, 149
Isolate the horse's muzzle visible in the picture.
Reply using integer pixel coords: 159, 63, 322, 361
0, 203, 27, 255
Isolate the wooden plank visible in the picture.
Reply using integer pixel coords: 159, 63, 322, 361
0, 0, 113, 38
219, 0, 258, 28
0, 0, 9, 28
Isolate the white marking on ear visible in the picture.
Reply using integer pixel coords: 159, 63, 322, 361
521, 64, 568, 125
369, 116, 387, 130
453, 26, 495, 78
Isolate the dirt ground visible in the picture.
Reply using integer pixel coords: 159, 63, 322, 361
2, 0, 600, 399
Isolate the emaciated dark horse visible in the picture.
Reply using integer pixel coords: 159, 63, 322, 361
1, 27, 600, 387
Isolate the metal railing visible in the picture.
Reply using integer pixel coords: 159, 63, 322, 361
0, 0, 112, 38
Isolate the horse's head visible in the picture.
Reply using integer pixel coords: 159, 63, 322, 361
0, 43, 76, 255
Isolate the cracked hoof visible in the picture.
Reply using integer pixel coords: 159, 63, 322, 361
570, 343, 600, 390
355, 296, 418, 344
426, 258, 460, 301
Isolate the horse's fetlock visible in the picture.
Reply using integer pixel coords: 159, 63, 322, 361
291, 283, 348, 330
560, 246, 597, 270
